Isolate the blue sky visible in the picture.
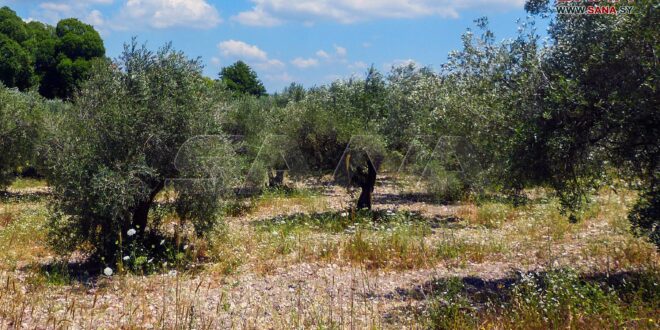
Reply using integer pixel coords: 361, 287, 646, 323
1, 0, 547, 92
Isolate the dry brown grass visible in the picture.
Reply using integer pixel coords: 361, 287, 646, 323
0, 212, 13, 228
457, 202, 517, 229
0, 201, 51, 271
1, 181, 658, 329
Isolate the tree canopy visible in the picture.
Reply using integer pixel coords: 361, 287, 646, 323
46, 41, 238, 264
219, 61, 267, 97
0, 84, 43, 190
522, 0, 659, 238
0, 6, 105, 99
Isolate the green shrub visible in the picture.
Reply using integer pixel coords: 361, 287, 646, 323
629, 189, 659, 248
425, 278, 477, 329
427, 166, 467, 203
0, 85, 43, 190
507, 269, 623, 326
424, 269, 660, 329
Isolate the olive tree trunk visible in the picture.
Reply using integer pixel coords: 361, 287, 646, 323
356, 158, 377, 210
268, 170, 285, 188
132, 181, 165, 233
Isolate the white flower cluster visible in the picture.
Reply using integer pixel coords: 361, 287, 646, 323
103, 267, 113, 276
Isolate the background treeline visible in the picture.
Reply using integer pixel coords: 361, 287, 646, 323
0, 0, 657, 269
0, 6, 105, 99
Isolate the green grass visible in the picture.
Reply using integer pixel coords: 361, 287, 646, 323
250, 210, 440, 270
9, 178, 48, 190
422, 268, 660, 329
343, 223, 433, 269
251, 208, 505, 270
27, 262, 73, 286
254, 209, 431, 235
0, 200, 50, 270
435, 234, 507, 265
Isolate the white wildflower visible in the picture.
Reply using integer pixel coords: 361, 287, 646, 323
103, 267, 113, 276
123, 256, 130, 261
340, 212, 349, 217
127, 228, 137, 237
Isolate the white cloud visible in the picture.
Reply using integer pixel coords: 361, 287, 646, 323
85, 9, 104, 26
77, 0, 114, 3
31, 1, 111, 27
218, 40, 268, 61
210, 57, 221, 67
231, 8, 282, 27
26, 0, 220, 30
217, 40, 285, 72
234, 0, 524, 26
334, 45, 347, 57
120, 0, 221, 29
291, 57, 319, 69
315, 50, 330, 59
40, 2, 72, 12
255, 59, 286, 70
314, 46, 347, 64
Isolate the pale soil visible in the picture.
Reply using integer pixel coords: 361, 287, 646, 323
1, 179, 658, 329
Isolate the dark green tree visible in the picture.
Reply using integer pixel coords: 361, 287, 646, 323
219, 61, 267, 97
0, 6, 28, 43
0, 34, 33, 90
40, 18, 105, 99
0, 7, 105, 99
23, 21, 58, 77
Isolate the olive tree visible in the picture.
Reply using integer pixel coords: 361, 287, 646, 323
520, 0, 659, 238
277, 76, 389, 209
333, 135, 387, 210
0, 85, 42, 190
46, 41, 237, 263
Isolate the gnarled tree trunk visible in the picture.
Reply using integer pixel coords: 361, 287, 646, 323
356, 158, 377, 210
268, 170, 285, 188
132, 181, 165, 234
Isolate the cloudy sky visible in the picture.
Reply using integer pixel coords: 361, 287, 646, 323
1, 0, 545, 92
